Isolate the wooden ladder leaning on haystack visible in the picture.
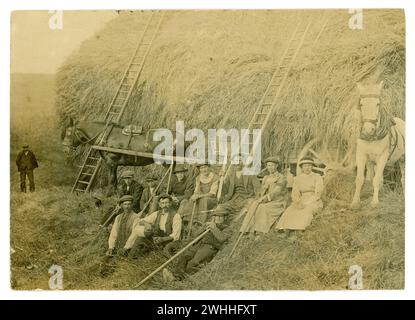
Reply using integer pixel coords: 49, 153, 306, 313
217, 14, 314, 200
71, 11, 165, 194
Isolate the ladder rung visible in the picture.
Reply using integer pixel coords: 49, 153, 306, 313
85, 164, 97, 168
75, 188, 86, 192
82, 173, 93, 176
77, 181, 90, 185
256, 112, 268, 115
251, 122, 263, 126
88, 157, 100, 160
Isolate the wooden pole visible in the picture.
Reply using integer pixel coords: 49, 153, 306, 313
166, 161, 174, 195
139, 164, 173, 216
217, 147, 228, 202
186, 201, 198, 240
228, 201, 259, 259
133, 229, 210, 288
101, 205, 121, 227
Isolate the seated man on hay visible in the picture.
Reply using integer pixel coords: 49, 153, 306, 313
167, 164, 196, 214
106, 195, 143, 258
239, 156, 288, 240
216, 153, 260, 221
276, 157, 323, 236
127, 194, 182, 257
117, 170, 143, 213
140, 174, 161, 216
162, 207, 232, 281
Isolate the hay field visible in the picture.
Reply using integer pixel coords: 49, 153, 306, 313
10, 10, 405, 290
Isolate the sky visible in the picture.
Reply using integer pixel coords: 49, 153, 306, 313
11, 10, 117, 74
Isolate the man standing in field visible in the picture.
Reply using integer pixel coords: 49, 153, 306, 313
16, 144, 38, 192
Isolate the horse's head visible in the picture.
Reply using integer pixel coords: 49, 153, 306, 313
61, 119, 90, 154
356, 81, 383, 138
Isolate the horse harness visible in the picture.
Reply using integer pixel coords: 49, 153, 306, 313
359, 93, 400, 160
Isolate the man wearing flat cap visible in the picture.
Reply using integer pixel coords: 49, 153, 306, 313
117, 170, 143, 213
162, 207, 232, 281
240, 156, 287, 238
168, 164, 197, 214
139, 174, 160, 215
107, 195, 142, 257
128, 194, 182, 256
16, 144, 38, 192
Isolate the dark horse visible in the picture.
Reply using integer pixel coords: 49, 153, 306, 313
62, 119, 182, 188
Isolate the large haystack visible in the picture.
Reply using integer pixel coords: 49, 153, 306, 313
56, 9, 405, 160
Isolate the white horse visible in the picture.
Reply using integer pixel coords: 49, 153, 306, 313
351, 81, 405, 209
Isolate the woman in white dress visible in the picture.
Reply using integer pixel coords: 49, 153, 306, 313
276, 157, 323, 232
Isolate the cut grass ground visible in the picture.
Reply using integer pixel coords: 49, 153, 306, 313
10, 70, 404, 290
10, 183, 404, 290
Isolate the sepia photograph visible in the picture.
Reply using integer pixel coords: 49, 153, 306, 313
10, 9, 405, 291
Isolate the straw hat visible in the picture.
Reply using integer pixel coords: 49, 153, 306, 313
299, 157, 315, 167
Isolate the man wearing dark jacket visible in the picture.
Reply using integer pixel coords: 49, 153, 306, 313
139, 174, 160, 215
162, 207, 231, 281
168, 164, 196, 213
16, 144, 38, 192
117, 170, 143, 213
216, 154, 260, 219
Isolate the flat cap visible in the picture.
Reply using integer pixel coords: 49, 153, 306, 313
121, 170, 134, 178
173, 164, 188, 173
145, 174, 159, 182
264, 156, 281, 164
118, 195, 134, 204
213, 207, 228, 217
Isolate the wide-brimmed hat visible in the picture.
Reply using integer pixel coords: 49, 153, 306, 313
264, 156, 281, 165
121, 170, 134, 178
173, 164, 188, 174
118, 195, 133, 204
299, 157, 315, 167
22, 144, 29, 149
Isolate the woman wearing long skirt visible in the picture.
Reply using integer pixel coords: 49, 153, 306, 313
276, 157, 323, 232
240, 156, 287, 238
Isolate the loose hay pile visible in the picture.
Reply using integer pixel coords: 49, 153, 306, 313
11, 10, 405, 290
56, 9, 405, 161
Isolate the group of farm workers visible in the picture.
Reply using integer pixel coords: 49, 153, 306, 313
100, 154, 324, 282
